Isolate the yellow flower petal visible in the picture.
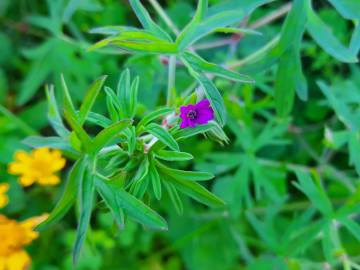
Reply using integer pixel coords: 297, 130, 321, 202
9, 148, 65, 187
19, 176, 36, 187
5, 250, 31, 270
37, 175, 60, 186
14, 151, 31, 163
0, 184, 9, 209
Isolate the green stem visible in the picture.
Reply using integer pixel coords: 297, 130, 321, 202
167, 55, 176, 107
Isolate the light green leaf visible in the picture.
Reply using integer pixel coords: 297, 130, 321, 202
63, 110, 92, 152
164, 175, 225, 207
22, 136, 75, 154
327, 0, 360, 20
128, 0, 172, 41
306, 2, 358, 63
294, 170, 333, 216
156, 161, 214, 181
137, 107, 173, 130
91, 120, 132, 153
45, 84, 69, 137
182, 51, 254, 83
155, 150, 193, 161
146, 123, 179, 151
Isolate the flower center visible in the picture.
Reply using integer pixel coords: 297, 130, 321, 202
186, 110, 197, 120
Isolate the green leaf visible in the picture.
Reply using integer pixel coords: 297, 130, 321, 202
137, 107, 173, 130
78, 75, 107, 125
172, 122, 216, 140
213, 27, 262, 36
350, 23, 360, 56
128, 0, 172, 41
126, 126, 136, 155
95, 179, 168, 230
129, 76, 139, 118
186, 68, 226, 126
87, 112, 112, 128
149, 158, 162, 200
73, 168, 95, 265
132, 155, 149, 184
338, 217, 360, 242
117, 69, 131, 118
293, 170, 333, 216
146, 123, 179, 151
156, 161, 214, 181
63, 110, 92, 152
0, 105, 38, 136
91, 120, 132, 153
89, 35, 177, 54
95, 178, 125, 230
155, 150, 193, 161
45, 84, 70, 137
116, 69, 139, 119
37, 158, 86, 231
163, 181, 183, 215
306, 2, 358, 63
327, 0, 360, 20
176, 0, 208, 50
177, 5, 247, 50
182, 51, 254, 83
274, 49, 297, 117
61, 74, 77, 121
274, 0, 308, 112
349, 132, 360, 175
163, 174, 225, 207
22, 136, 76, 154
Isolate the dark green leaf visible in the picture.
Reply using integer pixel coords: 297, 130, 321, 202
73, 168, 95, 264
37, 158, 86, 231
95, 179, 168, 230
78, 75, 107, 125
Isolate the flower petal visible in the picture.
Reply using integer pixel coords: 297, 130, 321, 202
19, 176, 36, 187
196, 99, 210, 109
37, 175, 60, 186
6, 250, 31, 270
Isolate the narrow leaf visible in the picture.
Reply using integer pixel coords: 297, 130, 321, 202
95, 179, 168, 230
78, 75, 107, 125
146, 123, 179, 151
37, 158, 86, 231
155, 150, 193, 161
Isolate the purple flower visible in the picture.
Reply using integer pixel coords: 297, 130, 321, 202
179, 99, 214, 129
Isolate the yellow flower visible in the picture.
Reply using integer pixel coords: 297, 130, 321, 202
8, 148, 66, 187
0, 184, 9, 208
0, 214, 48, 270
